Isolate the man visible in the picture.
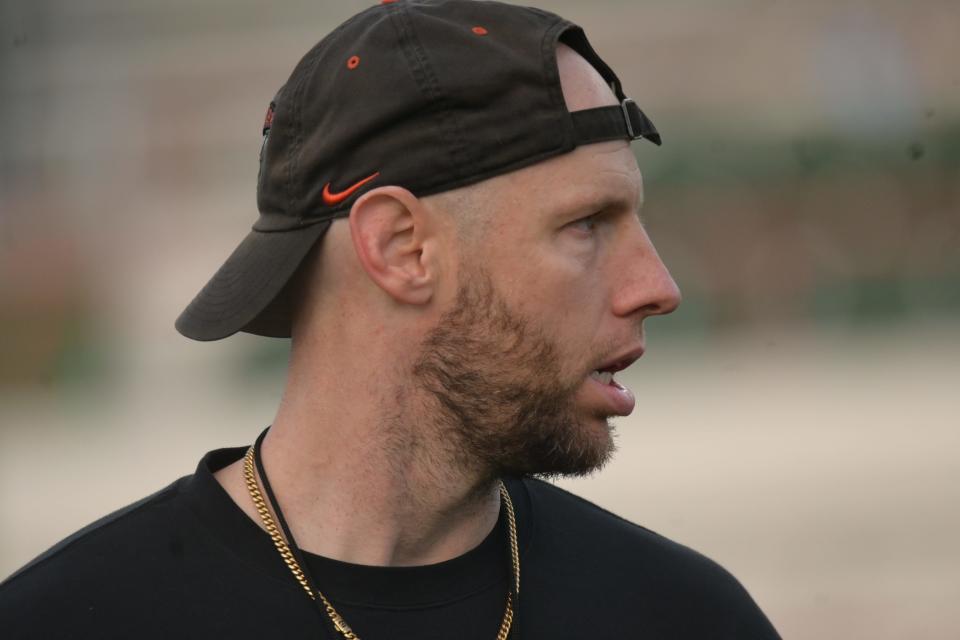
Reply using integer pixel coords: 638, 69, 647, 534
1, 1, 780, 638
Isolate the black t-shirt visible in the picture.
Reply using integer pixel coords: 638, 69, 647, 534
0, 447, 780, 639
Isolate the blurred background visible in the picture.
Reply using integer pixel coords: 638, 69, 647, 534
1, 0, 957, 636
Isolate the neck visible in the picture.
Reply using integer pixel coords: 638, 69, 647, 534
215, 350, 502, 567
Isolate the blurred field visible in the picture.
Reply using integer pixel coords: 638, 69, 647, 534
2, 0, 959, 638
3, 322, 959, 638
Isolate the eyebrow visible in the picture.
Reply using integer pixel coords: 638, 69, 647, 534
556, 193, 645, 224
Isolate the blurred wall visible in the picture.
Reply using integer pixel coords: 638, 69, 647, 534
1, 1, 958, 637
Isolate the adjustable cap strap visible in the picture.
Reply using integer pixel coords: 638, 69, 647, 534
571, 98, 662, 146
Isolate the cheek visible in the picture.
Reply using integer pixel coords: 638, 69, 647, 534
555, 276, 609, 344
512, 256, 610, 345
542, 240, 608, 304
485, 230, 610, 336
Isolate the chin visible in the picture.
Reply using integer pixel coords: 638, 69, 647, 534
526, 418, 617, 480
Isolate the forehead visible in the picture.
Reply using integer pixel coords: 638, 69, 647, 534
494, 140, 643, 223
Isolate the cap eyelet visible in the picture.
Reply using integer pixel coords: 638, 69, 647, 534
471, 26, 488, 35
347, 55, 360, 69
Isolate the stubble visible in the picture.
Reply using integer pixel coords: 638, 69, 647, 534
410, 266, 617, 482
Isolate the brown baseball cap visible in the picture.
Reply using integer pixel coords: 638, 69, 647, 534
175, 0, 661, 341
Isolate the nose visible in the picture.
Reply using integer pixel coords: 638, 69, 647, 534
611, 223, 682, 319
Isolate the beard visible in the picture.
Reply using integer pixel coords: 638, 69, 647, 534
411, 265, 617, 481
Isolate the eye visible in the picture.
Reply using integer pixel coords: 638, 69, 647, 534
567, 213, 600, 235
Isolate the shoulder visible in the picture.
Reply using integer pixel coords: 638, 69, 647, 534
0, 476, 192, 632
523, 476, 699, 556
520, 477, 781, 638
3, 478, 187, 584
523, 476, 727, 575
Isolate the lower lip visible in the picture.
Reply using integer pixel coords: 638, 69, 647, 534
586, 375, 636, 416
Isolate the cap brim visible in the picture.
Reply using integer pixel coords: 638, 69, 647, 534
175, 222, 332, 341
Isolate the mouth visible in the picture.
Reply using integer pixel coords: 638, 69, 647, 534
589, 345, 645, 381
584, 346, 644, 416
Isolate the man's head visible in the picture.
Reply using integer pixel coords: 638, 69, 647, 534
287, 41, 679, 480
175, 0, 678, 479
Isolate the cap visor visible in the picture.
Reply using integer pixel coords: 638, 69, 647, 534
175, 222, 331, 341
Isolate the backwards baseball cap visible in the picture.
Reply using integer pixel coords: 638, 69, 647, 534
175, 0, 661, 341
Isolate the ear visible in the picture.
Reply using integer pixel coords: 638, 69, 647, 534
347, 186, 438, 305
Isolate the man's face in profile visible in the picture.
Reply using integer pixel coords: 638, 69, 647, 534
413, 136, 680, 480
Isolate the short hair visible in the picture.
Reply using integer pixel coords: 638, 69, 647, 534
287, 177, 501, 342
424, 180, 498, 247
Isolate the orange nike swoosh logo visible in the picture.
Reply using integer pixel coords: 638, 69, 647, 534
321, 171, 381, 206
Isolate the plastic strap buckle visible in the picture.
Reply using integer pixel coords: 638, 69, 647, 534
621, 98, 640, 141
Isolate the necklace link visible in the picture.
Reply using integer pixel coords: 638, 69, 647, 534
242, 445, 519, 640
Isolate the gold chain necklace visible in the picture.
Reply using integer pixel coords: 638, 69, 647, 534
242, 444, 520, 640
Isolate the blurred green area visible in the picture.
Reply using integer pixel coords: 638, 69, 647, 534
7, 118, 955, 386
644, 121, 960, 187
1, 0, 958, 388
3, 131, 958, 388
642, 120, 960, 333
